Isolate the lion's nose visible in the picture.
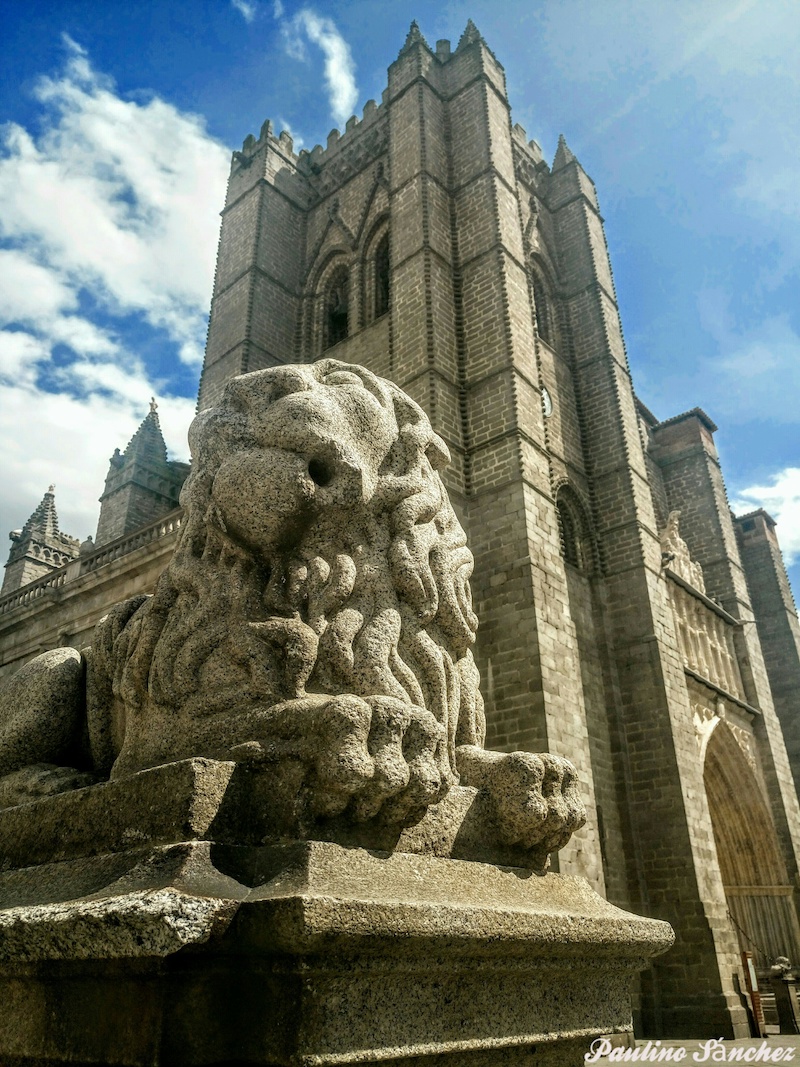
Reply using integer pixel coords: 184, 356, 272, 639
265, 366, 314, 401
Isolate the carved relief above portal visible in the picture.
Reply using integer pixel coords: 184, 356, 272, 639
670, 581, 745, 698
692, 699, 757, 774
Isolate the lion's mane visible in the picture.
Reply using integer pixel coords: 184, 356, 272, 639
94, 360, 486, 781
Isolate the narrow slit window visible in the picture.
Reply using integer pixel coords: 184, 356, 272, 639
374, 233, 390, 318
533, 275, 552, 347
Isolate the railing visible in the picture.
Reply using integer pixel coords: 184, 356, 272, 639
0, 509, 183, 616
80, 511, 183, 574
0, 567, 69, 614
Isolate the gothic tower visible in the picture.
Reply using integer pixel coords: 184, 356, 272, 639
196, 21, 800, 1037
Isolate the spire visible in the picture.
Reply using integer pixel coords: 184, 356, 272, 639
457, 19, 483, 50
399, 20, 431, 57
553, 134, 577, 171
95, 397, 188, 547
3, 485, 81, 593
19, 485, 61, 540
122, 400, 168, 467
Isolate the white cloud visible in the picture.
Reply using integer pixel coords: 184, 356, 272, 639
0, 38, 229, 367
733, 468, 800, 564
281, 9, 358, 126
0, 249, 76, 323
0, 376, 196, 543
0, 40, 228, 544
0, 332, 49, 389
232, 0, 257, 23
692, 291, 800, 425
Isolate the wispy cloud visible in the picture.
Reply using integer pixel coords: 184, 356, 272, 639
0, 37, 229, 541
587, 0, 759, 139
231, 0, 257, 23
694, 291, 800, 426
280, 9, 358, 126
733, 468, 800, 564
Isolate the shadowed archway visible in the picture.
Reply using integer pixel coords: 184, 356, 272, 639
704, 720, 800, 969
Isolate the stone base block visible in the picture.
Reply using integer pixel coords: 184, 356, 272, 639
0, 834, 672, 1066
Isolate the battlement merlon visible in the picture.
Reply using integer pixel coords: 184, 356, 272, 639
224, 20, 517, 210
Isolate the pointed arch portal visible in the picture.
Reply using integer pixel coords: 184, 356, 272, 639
704, 721, 800, 969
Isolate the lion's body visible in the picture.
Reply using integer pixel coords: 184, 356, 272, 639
0, 361, 584, 862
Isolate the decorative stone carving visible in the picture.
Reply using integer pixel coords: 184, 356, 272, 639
310, 123, 388, 199
669, 580, 744, 698
0, 361, 674, 1067
692, 699, 757, 773
661, 509, 705, 593
0, 360, 585, 870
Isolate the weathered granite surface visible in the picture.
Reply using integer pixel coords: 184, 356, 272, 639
0, 362, 674, 1065
0, 359, 585, 870
0, 831, 673, 1066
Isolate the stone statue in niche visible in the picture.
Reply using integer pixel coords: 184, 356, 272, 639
661, 509, 706, 593
0, 360, 585, 867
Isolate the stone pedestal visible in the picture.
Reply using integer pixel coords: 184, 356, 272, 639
0, 760, 672, 1066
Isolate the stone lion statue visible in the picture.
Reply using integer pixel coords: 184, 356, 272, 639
0, 360, 584, 861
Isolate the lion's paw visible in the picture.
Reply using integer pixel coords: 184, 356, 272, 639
310, 695, 451, 823
456, 745, 586, 868
222, 694, 453, 826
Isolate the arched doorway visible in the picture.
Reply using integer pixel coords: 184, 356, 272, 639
704, 720, 800, 969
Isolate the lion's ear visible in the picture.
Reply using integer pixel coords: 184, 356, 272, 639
426, 435, 450, 471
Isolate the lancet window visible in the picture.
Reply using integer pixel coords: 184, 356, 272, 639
374, 232, 390, 318
532, 273, 554, 348
556, 487, 593, 573
324, 266, 350, 349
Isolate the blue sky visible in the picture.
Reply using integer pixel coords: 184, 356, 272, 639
1, 0, 799, 594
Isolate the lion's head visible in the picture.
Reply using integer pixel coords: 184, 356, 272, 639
97, 360, 485, 808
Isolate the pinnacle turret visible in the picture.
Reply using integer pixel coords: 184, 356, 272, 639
399, 20, 431, 57
18, 485, 61, 541
120, 398, 168, 468
553, 134, 577, 171
2, 485, 81, 594
457, 19, 483, 50
95, 399, 189, 547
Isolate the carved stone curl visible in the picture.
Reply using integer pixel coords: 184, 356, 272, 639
0, 360, 585, 866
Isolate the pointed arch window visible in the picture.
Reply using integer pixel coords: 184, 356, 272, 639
324, 266, 349, 349
556, 486, 593, 573
374, 232, 390, 318
532, 273, 554, 348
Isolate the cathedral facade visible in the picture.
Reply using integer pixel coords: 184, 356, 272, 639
4, 22, 800, 1040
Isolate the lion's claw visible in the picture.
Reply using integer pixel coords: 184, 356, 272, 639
456, 745, 586, 865
279, 695, 449, 824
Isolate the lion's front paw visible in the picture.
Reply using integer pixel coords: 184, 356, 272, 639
310, 695, 452, 824
456, 745, 586, 868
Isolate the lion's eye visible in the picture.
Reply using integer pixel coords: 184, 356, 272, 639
325, 371, 364, 388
